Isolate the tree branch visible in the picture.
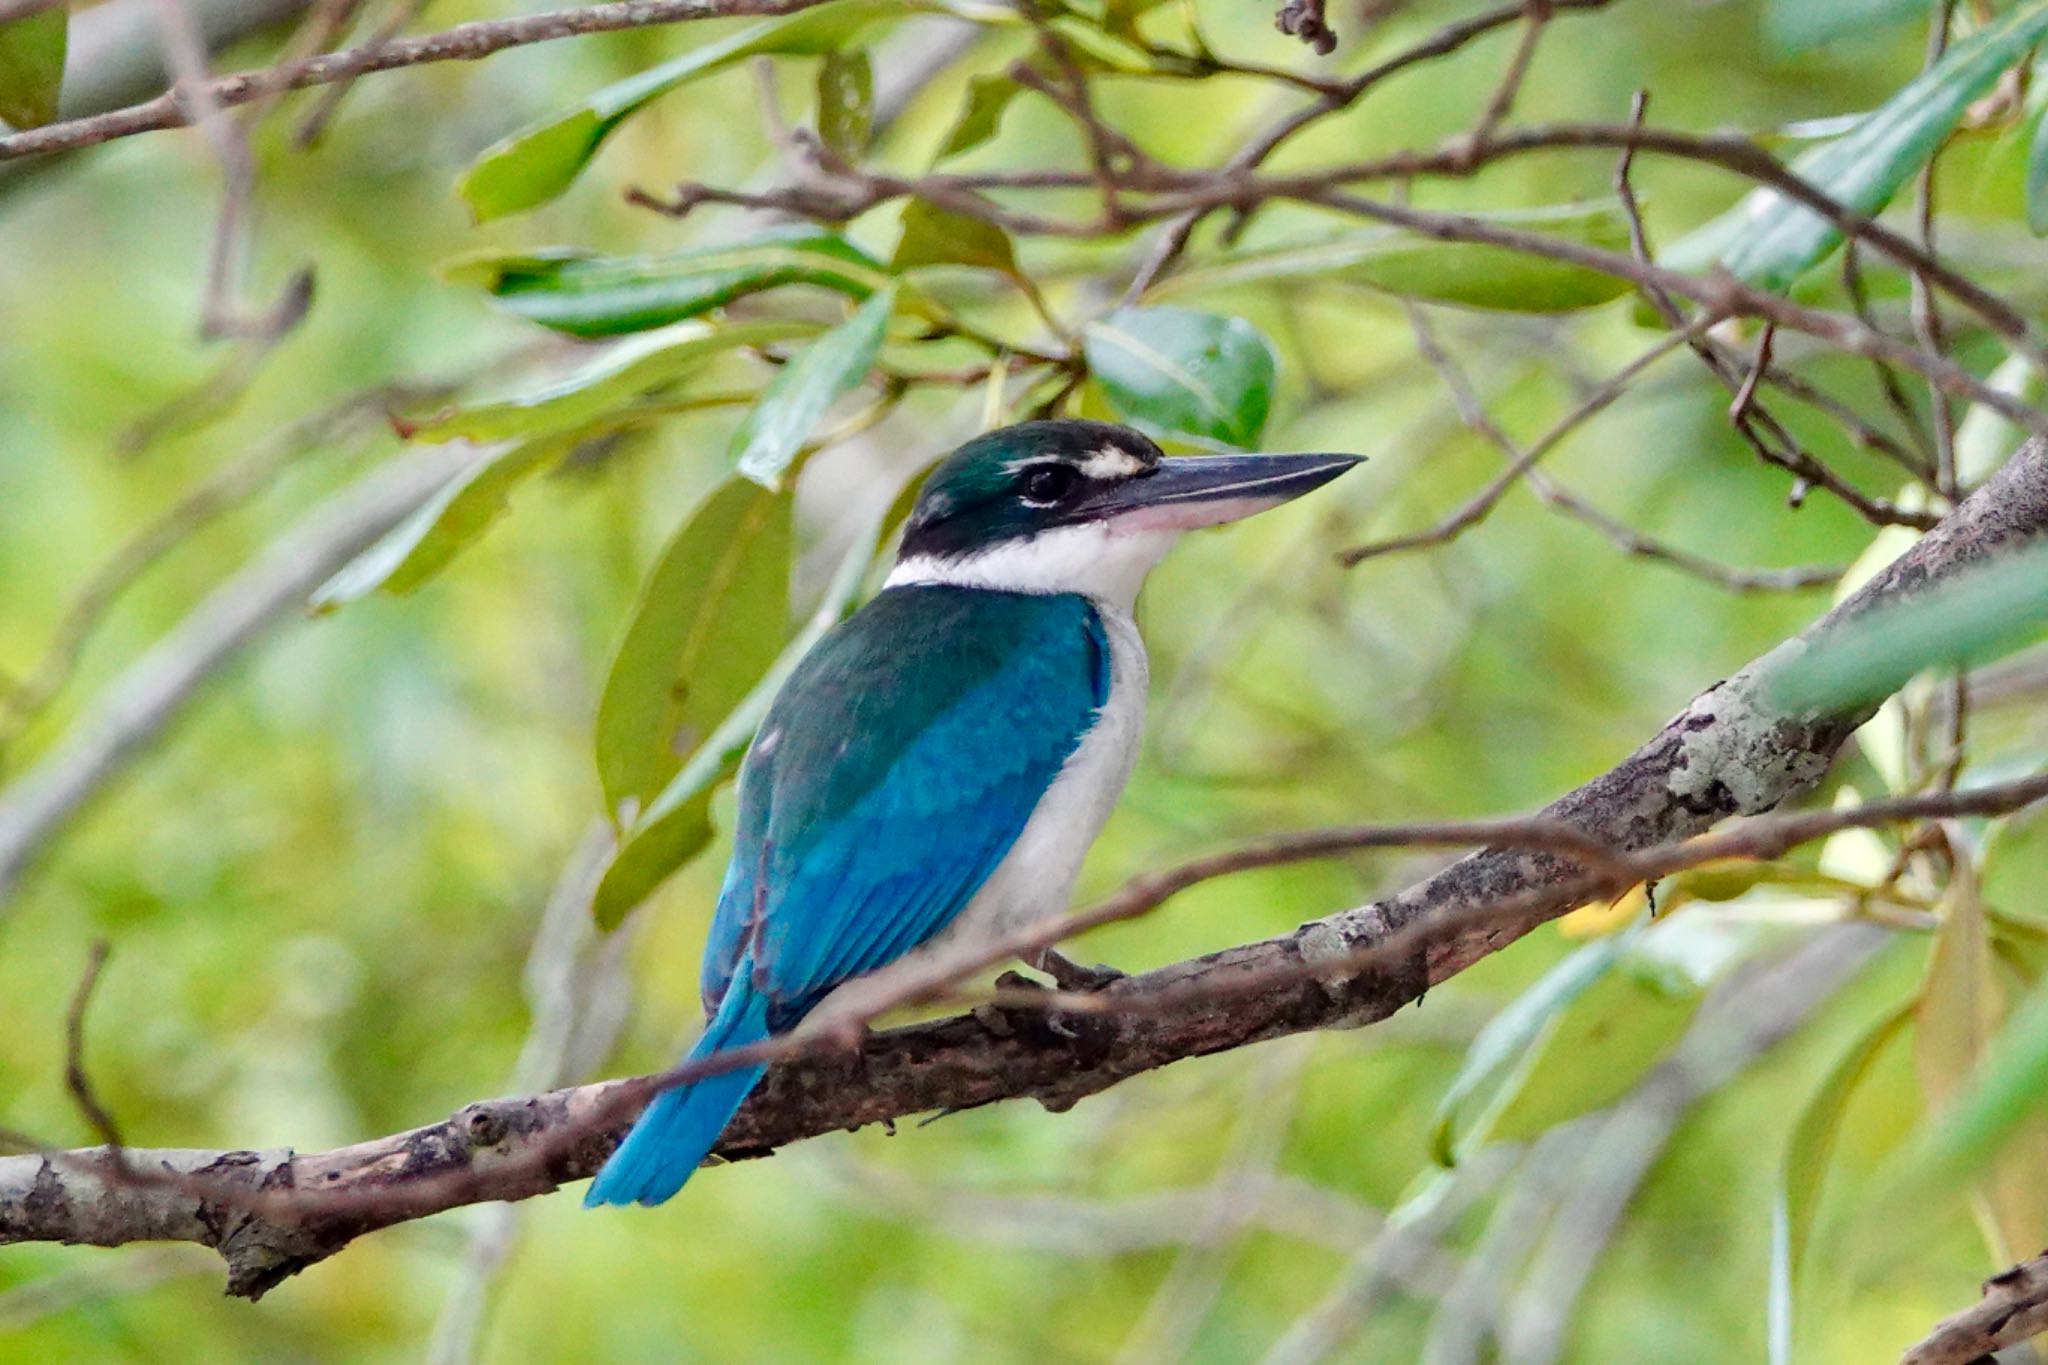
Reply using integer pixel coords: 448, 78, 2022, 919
1902, 1250, 2048, 1364
5, 436, 2046, 1299
0, 0, 831, 162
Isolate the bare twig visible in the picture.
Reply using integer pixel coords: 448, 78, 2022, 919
1399, 303, 1842, 591
61, 942, 124, 1153
0, 0, 834, 161
1340, 316, 1714, 565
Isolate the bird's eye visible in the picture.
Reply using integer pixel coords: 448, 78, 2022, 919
1021, 464, 1080, 504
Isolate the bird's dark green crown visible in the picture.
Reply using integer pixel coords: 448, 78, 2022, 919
899, 420, 1163, 562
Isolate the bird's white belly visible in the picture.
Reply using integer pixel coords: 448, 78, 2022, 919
936, 602, 1148, 951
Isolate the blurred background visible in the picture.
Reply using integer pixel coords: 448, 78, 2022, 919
4, 0, 2047, 1359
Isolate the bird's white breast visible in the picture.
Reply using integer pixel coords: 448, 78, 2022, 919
936, 602, 1148, 951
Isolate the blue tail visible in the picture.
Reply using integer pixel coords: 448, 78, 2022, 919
584, 986, 771, 1208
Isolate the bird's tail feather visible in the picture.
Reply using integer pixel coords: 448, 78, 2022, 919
584, 986, 771, 1208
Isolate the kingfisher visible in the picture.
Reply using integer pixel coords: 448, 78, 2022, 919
586, 418, 1359, 1207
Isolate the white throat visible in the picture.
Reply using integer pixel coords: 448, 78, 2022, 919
883, 521, 1179, 612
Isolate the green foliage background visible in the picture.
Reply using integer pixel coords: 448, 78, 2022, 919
3, 0, 2047, 1360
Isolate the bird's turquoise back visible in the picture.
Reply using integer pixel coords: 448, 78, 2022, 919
705, 585, 1112, 1025
587, 586, 1110, 1207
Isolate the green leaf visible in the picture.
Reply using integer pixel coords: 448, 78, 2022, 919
596, 479, 793, 819
1857, 978, 2048, 1256
1914, 857, 2048, 1264
0, 4, 65, 130
1431, 937, 1624, 1166
1917, 860, 2000, 1116
593, 513, 881, 928
1670, 2, 2048, 290
1477, 966, 1702, 1147
1434, 916, 1752, 1163
1780, 998, 1914, 1278
1476, 918, 1746, 1148
1045, 13, 1151, 71
444, 229, 890, 339
891, 198, 1019, 275
1082, 306, 1276, 447
457, 0, 908, 221
731, 286, 896, 488
816, 50, 872, 158
400, 321, 809, 443
1766, 540, 2048, 711
1146, 203, 1636, 313
1764, 0, 1933, 51
934, 75, 1017, 162
2027, 113, 2048, 236
311, 441, 571, 609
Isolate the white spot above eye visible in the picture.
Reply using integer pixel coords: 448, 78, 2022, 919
1079, 447, 1147, 480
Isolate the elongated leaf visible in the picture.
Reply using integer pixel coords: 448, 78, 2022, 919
1479, 917, 1750, 1149
1436, 916, 1753, 1162
593, 516, 881, 928
2027, 114, 2048, 236
1670, 2, 2048, 289
1431, 937, 1623, 1166
934, 75, 1017, 162
731, 286, 896, 488
1991, 907, 2048, 980
1917, 858, 2048, 1264
891, 198, 1018, 274
597, 479, 793, 818
312, 441, 570, 609
816, 50, 872, 158
1083, 306, 1276, 447
1954, 353, 2045, 484
457, 0, 907, 221
1764, 0, 1932, 51
1147, 203, 1636, 313
1781, 998, 1914, 1278
444, 229, 889, 339
0, 4, 63, 130
1917, 859, 2001, 1115
1044, 13, 1150, 70
1475, 964, 1702, 1148
1767, 540, 2048, 710
1859, 979, 2048, 1251
401, 321, 809, 443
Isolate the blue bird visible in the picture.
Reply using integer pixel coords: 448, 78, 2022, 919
586, 419, 1359, 1207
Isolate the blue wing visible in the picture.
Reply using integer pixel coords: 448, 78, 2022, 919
700, 586, 1111, 1027
588, 586, 1109, 1207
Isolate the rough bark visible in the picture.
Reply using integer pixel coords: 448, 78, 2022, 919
1901, 1250, 2048, 1364
5, 438, 2047, 1300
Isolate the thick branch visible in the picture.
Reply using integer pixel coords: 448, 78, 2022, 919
1902, 1251, 2048, 1364
5, 438, 2047, 1300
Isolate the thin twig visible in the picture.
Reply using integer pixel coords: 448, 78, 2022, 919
63, 941, 124, 1152
0, 0, 834, 161
1340, 316, 1714, 566
1401, 303, 1841, 592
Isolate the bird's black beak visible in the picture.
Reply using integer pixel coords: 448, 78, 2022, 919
1067, 452, 1363, 531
